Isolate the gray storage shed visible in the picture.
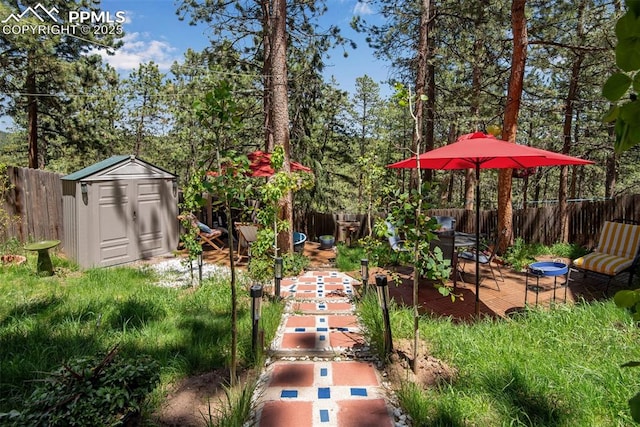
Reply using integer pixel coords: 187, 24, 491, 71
62, 155, 178, 268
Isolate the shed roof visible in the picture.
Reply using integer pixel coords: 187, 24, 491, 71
62, 155, 175, 181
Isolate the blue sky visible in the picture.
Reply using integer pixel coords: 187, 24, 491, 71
95, 0, 392, 95
0, 0, 391, 131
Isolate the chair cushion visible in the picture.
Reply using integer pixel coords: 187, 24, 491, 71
202, 229, 223, 238
389, 235, 403, 251
197, 222, 213, 233
459, 251, 490, 264
573, 252, 634, 276
386, 221, 408, 252
596, 221, 640, 260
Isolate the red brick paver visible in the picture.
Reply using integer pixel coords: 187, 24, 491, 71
254, 270, 396, 427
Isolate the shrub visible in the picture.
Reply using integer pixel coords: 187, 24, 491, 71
503, 239, 590, 271
3, 346, 160, 426
336, 244, 367, 271
548, 242, 588, 259
503, 238, 546, 271
248, 252, 309, 282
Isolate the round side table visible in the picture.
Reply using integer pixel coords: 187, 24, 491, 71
24, 240, 61, 276
525, 261, 569, 306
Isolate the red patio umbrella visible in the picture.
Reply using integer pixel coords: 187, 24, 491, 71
388, 131, 594, 315
247, 150, 312, 177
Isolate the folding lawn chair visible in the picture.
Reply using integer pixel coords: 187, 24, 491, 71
179, 213, 225, 251
235, 222, 259, 263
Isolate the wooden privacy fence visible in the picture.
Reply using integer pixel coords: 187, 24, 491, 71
1, 166, 64, 243
300, 194, 640, 249
2, 165, 639, 251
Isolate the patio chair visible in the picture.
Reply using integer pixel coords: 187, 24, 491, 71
572, 220, 640, 294
385, 221, 409, 265
385, 221, 409, 252
235, 222, 259, 263
179, 213, 224, 251
433, 216, 456, 232
458, 233, 503, 290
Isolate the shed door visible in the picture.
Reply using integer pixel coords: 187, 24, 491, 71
96, 182, 137, 266
136, 181, 165, 257
94, 180, 172, 267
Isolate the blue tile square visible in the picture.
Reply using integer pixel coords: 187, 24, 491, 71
317, 327, 328, 332
281, 390, 298, 398
319, 335, 326, 341
319, 318, 326, 323
320, 368, 328, 377
350, 388, 367, 397
320, 409, 330, 422
318, 304, 326, 309
318, 387, 331, 399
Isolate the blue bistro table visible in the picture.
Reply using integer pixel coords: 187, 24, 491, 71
525, 261, 569, 306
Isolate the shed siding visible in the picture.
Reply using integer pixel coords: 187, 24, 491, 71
62, 181, 77, 261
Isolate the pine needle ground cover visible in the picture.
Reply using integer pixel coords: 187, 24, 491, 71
0, 257, 283, 417
361, 299, 640, 426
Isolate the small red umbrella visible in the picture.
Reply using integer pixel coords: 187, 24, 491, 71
388, 131, 594, 315
206, 150, 312, 178
247, 150, 312, 177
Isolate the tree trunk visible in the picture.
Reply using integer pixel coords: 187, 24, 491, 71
27, 67, 39, 169
271, 0, 293, 253
558, 0, 586, 243
464, 0, 487, 212
135, 92, 147, 157
497, 0, 527, 253
410, 0, 430, 190
605, 153, 616, 198
423, 0, 436, 183
226, 202, 238, 386
558, 55, 583, 242
262, 0, 274, 152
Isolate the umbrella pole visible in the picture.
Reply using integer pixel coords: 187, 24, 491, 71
475, 165, 481, 316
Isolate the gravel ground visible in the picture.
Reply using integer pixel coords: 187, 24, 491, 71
142, 258, 233, 288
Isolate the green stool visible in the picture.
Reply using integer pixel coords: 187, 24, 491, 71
24, 240, 61, 276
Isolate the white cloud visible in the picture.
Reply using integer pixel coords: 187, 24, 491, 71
91, 32, 179, 71
353, 1, 373, 15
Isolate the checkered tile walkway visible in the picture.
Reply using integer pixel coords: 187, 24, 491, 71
253, 271, 395, 427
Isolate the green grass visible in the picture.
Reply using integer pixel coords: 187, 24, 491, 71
359, 300, 640, 426
335, 244, 367, 271
0, 254, 284, 417
203, 379, 258, 427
